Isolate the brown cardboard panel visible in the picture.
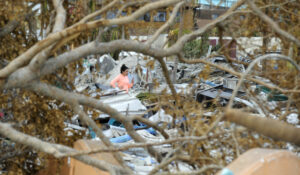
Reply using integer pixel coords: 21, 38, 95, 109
217, 148, 300, 175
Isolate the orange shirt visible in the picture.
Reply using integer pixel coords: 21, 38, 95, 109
110, 74, 133, 92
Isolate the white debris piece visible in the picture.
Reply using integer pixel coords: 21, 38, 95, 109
286, 113, 299, 124
98, 92, 147, 118
102, 128, 113, 138
64, 122, 86, 131
74, 74, 93, 92
109, 125, 127, 137
98, 54, 116, 74
74, 58, 99, 92
173, 83, 193, 94
149, 109, 173, 123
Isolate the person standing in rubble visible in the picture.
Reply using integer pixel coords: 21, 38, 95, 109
110, 64, 134, 93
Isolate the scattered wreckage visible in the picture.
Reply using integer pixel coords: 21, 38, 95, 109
65, 52, 289, 174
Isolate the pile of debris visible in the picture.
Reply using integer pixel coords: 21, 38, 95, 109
67, 52, 292, 174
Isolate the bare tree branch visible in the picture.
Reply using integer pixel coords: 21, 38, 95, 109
71, 103, 132, 172
5, 39, 300, 98
231, 128, 240, 156
164, 0, 246, 55
116, 0, 149, 17
59, 129, 234, 157
0, 122, 63, 158
146, 1, 185, 45
79, 0, 120, 24
52, 144, 130, 175
0, 0, 181, 79
227, 54, 300, 109
0, 20, 20, 38
0, 122, 128, 174
52, 0, 66, 33
157, 57, 179, 104
224, 109, 300, 146
0, 7, 38, 37
177, 53, 300, 94
150, 155, 177, 175
27, 81, 163, 162
28, 0, 67, 72
1, 0, 246, 89
247, 0, 300, 47
2, 0, 300, 174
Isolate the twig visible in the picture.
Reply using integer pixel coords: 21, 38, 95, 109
0, 8, 38, 37
131, 115, 170, 139
157, 57, 179, 105
156, 164, 223, 175
281, 76, 299, 120
177, 53, 300, 94
153, 140, 189, 174
116, 0, 149, 18
0, 20, 20, 37
79, 0, 119, 24
231, 127, 240, 156
71, 103, 131, 171
204, 113, 223, 135
227, 54, 300, 109
163, 0, 246, 55
59, 130, 234, 157
150, 155, 177, 175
